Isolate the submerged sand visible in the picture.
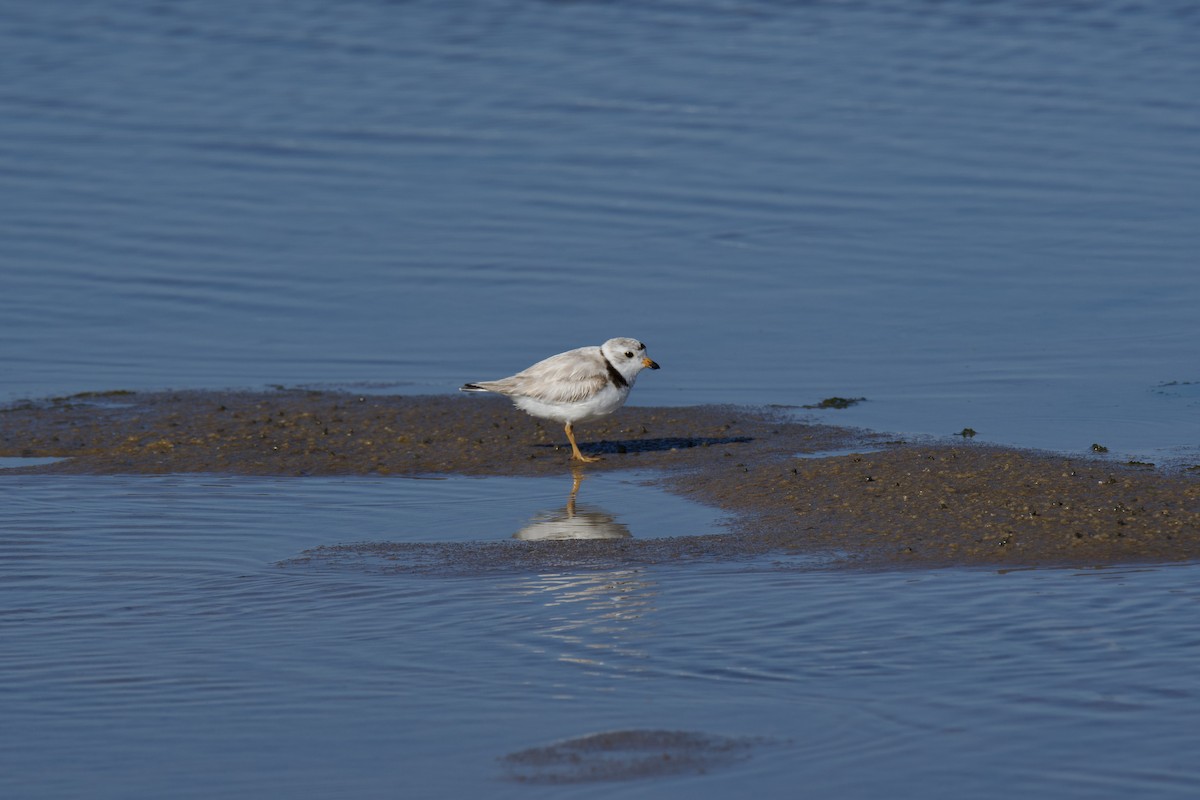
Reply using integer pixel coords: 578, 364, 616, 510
2, 389, 1198, 569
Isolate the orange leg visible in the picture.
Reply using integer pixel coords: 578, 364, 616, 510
564, 422, 601, 463
566, 466, 584, 516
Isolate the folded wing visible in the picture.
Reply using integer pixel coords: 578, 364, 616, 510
474, 347, 610, 404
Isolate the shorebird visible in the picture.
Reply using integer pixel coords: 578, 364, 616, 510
461, 337, 660, 462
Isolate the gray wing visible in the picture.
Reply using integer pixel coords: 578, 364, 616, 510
470, 346, 609, 403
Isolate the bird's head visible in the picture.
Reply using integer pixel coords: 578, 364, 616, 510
601, 337, 660, 381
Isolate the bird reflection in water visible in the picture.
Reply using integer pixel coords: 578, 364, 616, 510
513, 468, 632, 541
509, 470, 654, 673
508, 566, 657, 679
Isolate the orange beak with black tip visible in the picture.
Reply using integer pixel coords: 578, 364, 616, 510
642, 357, 660, 370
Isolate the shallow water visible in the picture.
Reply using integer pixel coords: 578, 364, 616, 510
2, 473, 1198, 798
0, 456, 68, 470
2, 0, 1198, 460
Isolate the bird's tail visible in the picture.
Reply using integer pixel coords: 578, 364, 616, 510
459, 383, 490, 393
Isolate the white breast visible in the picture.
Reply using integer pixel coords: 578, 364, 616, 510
512, 381, 630, 424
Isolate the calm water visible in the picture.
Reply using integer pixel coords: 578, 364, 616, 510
2, 473, 1199, 798
1, 0, 1198, 459
4, 2, 1200, 797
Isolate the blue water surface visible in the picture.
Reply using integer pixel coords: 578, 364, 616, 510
2, 474, 1199, 799
1, 0, 1198, 459
3, 3, 1200, 798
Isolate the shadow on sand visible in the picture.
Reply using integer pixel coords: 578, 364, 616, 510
536, 435, 754, 456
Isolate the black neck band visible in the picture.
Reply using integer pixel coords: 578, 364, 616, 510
603, 355, 629, 389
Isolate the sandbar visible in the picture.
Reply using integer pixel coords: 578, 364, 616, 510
3, 389, 1198, 569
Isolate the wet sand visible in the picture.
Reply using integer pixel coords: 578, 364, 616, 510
500, 729, 762, 783
3, 389, 1199, 569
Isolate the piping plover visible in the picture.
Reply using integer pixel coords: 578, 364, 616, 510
461, 337, 660, 462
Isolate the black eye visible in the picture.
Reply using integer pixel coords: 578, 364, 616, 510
624, 351, 634, 358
